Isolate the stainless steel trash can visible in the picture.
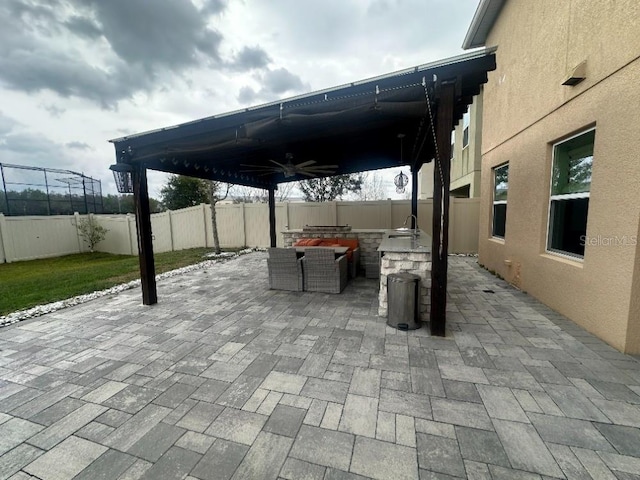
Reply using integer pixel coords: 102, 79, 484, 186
387, 272, 421, 330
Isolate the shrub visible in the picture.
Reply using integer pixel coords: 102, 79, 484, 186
77, 216, 108, 253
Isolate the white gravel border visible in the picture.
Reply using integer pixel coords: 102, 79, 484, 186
0, 248, 264, 328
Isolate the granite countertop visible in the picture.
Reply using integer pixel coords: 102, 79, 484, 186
377, 229, 432, 253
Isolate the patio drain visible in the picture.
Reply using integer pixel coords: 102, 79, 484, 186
482, 289, 495, 293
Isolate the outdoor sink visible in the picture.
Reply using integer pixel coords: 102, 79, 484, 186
388, 228, 419, 238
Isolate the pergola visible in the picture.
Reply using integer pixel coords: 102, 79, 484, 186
109, 48, 496, 336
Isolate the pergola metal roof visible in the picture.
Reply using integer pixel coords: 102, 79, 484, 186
109, 48, 496, 337
109, 49, 496, 190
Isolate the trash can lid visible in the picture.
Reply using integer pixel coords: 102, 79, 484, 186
388, 272, 421, 283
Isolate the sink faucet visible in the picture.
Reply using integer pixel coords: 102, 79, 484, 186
403, 214, 418, 231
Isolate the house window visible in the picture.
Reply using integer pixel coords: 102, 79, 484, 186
492, 163, 508, 238
462, 110, 470, 148
450, 130, 455, 159
547, 129, 595, 258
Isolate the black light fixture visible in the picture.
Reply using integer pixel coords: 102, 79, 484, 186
109, 163, 134, 193
394, 133, 409, 193
394, 170, 409, 193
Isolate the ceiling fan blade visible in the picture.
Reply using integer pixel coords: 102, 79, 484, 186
303, 168, 338, 173
240, 163, 277, 168
303, 164, 338, 170
294, 160, 316, 168
297, 170, 317, 177
269, 159, 287, 168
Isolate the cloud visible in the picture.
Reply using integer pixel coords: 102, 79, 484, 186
226, 46, 271, 71
0, 128, 98, 179
237, 67, 308, 104
42, 104, 66, 117
0, 0, 228, 108
201, 0, 226, 16
0, 111, 18, 136
237, 86, 258, 104
0, 49, 151, 108
66, 141, 92, 150
64, 15, 102, 40
87, 0, 223, 69
0, 132, 62, 156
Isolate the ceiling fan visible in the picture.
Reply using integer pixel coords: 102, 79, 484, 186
240, 153, 338, 178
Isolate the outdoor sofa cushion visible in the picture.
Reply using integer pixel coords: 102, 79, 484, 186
294, 238, 323, 246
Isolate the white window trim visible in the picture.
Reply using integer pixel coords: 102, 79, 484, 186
491, 163, 509, 239
549, 192, 590, 201
545, 127, 595, 260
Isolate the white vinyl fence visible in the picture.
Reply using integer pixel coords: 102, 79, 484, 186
0, 198, 480, 263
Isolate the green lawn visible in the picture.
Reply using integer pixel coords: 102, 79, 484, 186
0, 248, 226, 316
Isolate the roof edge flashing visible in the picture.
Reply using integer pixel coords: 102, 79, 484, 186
462, 0, 505, 50
109, 48, 496, 144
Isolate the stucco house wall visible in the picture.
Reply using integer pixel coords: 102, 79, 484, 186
420, 91, 483, 199
475, 0, 640, 352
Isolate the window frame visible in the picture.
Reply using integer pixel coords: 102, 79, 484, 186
491, 162, 509, 239
462, 111, 470, 148
545, 127, 595, 260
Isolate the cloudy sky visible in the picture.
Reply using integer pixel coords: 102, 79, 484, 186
0, 0, 479, 199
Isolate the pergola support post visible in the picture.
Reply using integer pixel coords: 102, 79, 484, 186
430, 82, 455, 336
410, 166, 419, 229
268, 185, 277, 247
132, 164, 157, 305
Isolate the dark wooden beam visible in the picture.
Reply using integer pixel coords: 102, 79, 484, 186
410, 166, 419, 229
430, 82, 455, 336
268, 186, 277, 247
132, 165, 157, 305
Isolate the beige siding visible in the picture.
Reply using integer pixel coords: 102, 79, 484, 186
478, 0, 640, 352
449, 198, 480, 254
2, 215, 82, 261
212, 204, 245, 248
0, 198, 481, 263
337, 201, 393, 229
171, 205, 206, 250
242, 203, 288, 247
150, 212, 173, 253
288, 202, 335, 227
0, 215, 6, 263
627, 223, 640, 352
96, 215, 134, 255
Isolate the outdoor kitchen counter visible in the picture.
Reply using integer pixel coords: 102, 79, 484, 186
377, 229, 432, 321
377, 229, 431, 254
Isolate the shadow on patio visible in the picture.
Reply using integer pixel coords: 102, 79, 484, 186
0, 252, 639, 479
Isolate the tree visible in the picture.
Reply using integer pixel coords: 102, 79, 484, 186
77, 216, 108, 252
101, 194, 163, 214
159, 175, 209, 210
355, 172, 387, 201
298, 174, 363, 202
232, 184, 295, 203
208, 181, 230, 254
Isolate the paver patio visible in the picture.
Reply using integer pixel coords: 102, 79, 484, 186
1, 252, 640, 479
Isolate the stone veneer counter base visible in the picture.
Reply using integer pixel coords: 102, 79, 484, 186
378, 230, 432, 321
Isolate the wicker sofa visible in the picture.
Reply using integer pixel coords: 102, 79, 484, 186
293, 237, 360, 277
267, 248, 304, 291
